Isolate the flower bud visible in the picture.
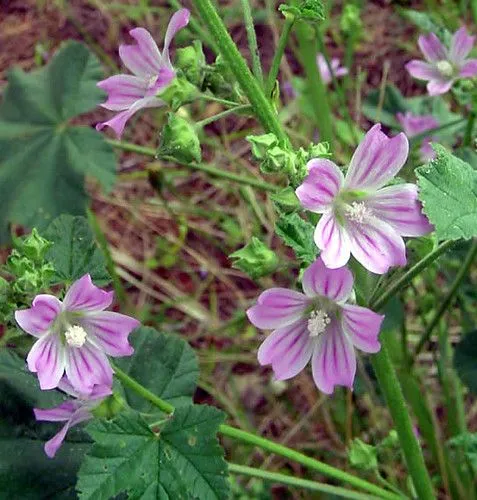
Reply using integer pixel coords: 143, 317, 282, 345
157, 113, 202, 164
91, 393, 126, 419
230, 237, 278, 279
175, 41, 206, 87
348, 438, 378, 471
14, 228, 52, 263
158, 76, 198, 111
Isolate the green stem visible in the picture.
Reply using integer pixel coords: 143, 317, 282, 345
196, 104, 252, 127
294, 22, 333, 144
413, 239, 477, 358
240, 0, 264, 85
409, 118, 466, 144
198, 94, 242, 107
112, 366, 400, 498
106, 139, 279, 192
463, 112, 476, 147
266, 16, 295, 95
228, 463, 383, 499
193, 0, 289, 144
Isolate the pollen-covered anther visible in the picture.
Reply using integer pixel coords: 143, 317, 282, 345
436, 60, 453, 77
65, 325, 88, 348
307, 310, 331, 337
345, 201, 373, 223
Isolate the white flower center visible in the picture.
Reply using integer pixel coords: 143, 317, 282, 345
345, 201, 373, 223
147, 74, 158, 88
65, 325, 88, 348
436, 60, 453, 77
307, 310, 331, 337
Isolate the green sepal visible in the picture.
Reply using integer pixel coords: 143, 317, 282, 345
230, 237, 279, 279
157, 112, 201, 164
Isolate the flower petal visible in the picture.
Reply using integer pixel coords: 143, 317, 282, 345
163, 9, 190, 68
311, 319, 356, 394
119, 28, 163, 77
258, 320, 313, 380
15, 295, 61, 337
296, 159, 343, 213
97, 75, 148, 111
80, 311, 139, 357
418, 33, 447, 62
405, 60, 441, 81
347, 217, 407, 275
314, 212, 351, 269
396, 112, 439, 138
27, 334, 66, 390
65, 343, 113, 395
63, 274, 113, 313
366, 184, 433, 236
459, 59, 477, 77
342, 305, 383, 353
247, 288, 308, 329
450, 27, 475, 64
316, 53, 331, 84
34, 401, 78, 422
302, 257, 353, 303
427, 79, 453, 96
345, 124, 409, 191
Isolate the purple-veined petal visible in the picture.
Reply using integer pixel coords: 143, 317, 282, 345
257, 320, 313, 380
27, 334, 66, 390
97, 75, 148, 111
396, 112, 439, 138
341, 305, 383, 353
34, 401, 78, 422
15, 295, 61, 337
119, 28, 163, 77
347, 217, 407, 275
302, 257, 353, 302
366, 184, 433, 237
418, 33, 446, 62
163, 9, 190, 68
63, 274, 113, 313
405, 60, 441, 81
427, 78, 453, 96
96, 96, 163, 139
296, 159, 343, 213
311, 318, 356, 394
419, 140, 436, 162
459, 59, 477, 77
247, 288, 308, 330
450, 27, 475, 64
65, 342, 113, 395
314, 211, 351, 269
345, 124, 409, 191
145, 66, 176, 96
79, 311, 139, 357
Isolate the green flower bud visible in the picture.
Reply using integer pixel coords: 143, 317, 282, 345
158, 76, 198, 111
270, 187, 301, 213
230, 237, 279, 279
175, 41, 206, 87
340, 4, 362, 35
14, 228, 53, 262
202, 56, 245, 102
348, 438, 378, 471
279, 0, 324, 22
157, 112, 201, 164
91, 393, 126, 419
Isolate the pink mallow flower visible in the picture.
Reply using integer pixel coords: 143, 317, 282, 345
96, 9, 190, 138
296, 124, 433, 275
34, 378, 111, 458
15, 274, 140, 394
406, 27, 477, 96
396, 112, 439, 162
317, 53, 348, 85
247, 257, 383, 394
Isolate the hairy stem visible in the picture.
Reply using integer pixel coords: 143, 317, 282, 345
240, 0, 264, 85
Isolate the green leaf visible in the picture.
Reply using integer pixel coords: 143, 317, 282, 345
447, 433, 477, 471
275, 212, 318, 265
0, 41, 116, 241
77, 406, 229, 500
454, 330, 477, 394
44, 214, 110, 285
416, 145, 477, 241
116, 327, 199, 411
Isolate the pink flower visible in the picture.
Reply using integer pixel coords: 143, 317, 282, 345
406, 27, 477, 96
15, 274, 140, 394
317, 53, 348, 85
396, 112, 439, 162
296, 124, 433, 274
96, 9, 190, 138
34, 378, 111, 458
247, 258, 384, 394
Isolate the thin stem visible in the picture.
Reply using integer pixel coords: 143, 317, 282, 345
193, 0, 289, 144
198, 94, 242, 107
240, 0, 264, 85
196, 104, 252, 127
106, 139, 279, 192
413, 239, 477, 358
266, 16, 295, 95
409, 118, 466, 144
228, 463, 384, 499
464, 112, 476, 147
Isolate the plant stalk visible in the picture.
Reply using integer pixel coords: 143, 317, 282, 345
240, 0, 264, 85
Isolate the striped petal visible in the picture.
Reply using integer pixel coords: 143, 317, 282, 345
27, 334, 66, 390
63, 274, 113, 313
314, 211, 351, 269
427, 79, 453, 96
450, 27, 475, 64
97, 75, 148, 111
119, 28, 163, 77
342, 305, 383, 353
418, 33, 446, 62
163, 9, 190, 68
459, 59, 477, 77
405, 60, 441, 81
15, 295, 61, 337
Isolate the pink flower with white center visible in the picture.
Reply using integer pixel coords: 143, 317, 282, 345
295, 124, 433, 275
96, 9, 190, 138
317, 53, 348, 85
396, 112, 439, 162
34, 378, 111, 458
247, 258, 383, 394
15, 274, 140, 394
406, 27, 477, 96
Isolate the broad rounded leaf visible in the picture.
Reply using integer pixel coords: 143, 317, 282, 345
454, 330, 477, 394
275, 213, 318, 265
